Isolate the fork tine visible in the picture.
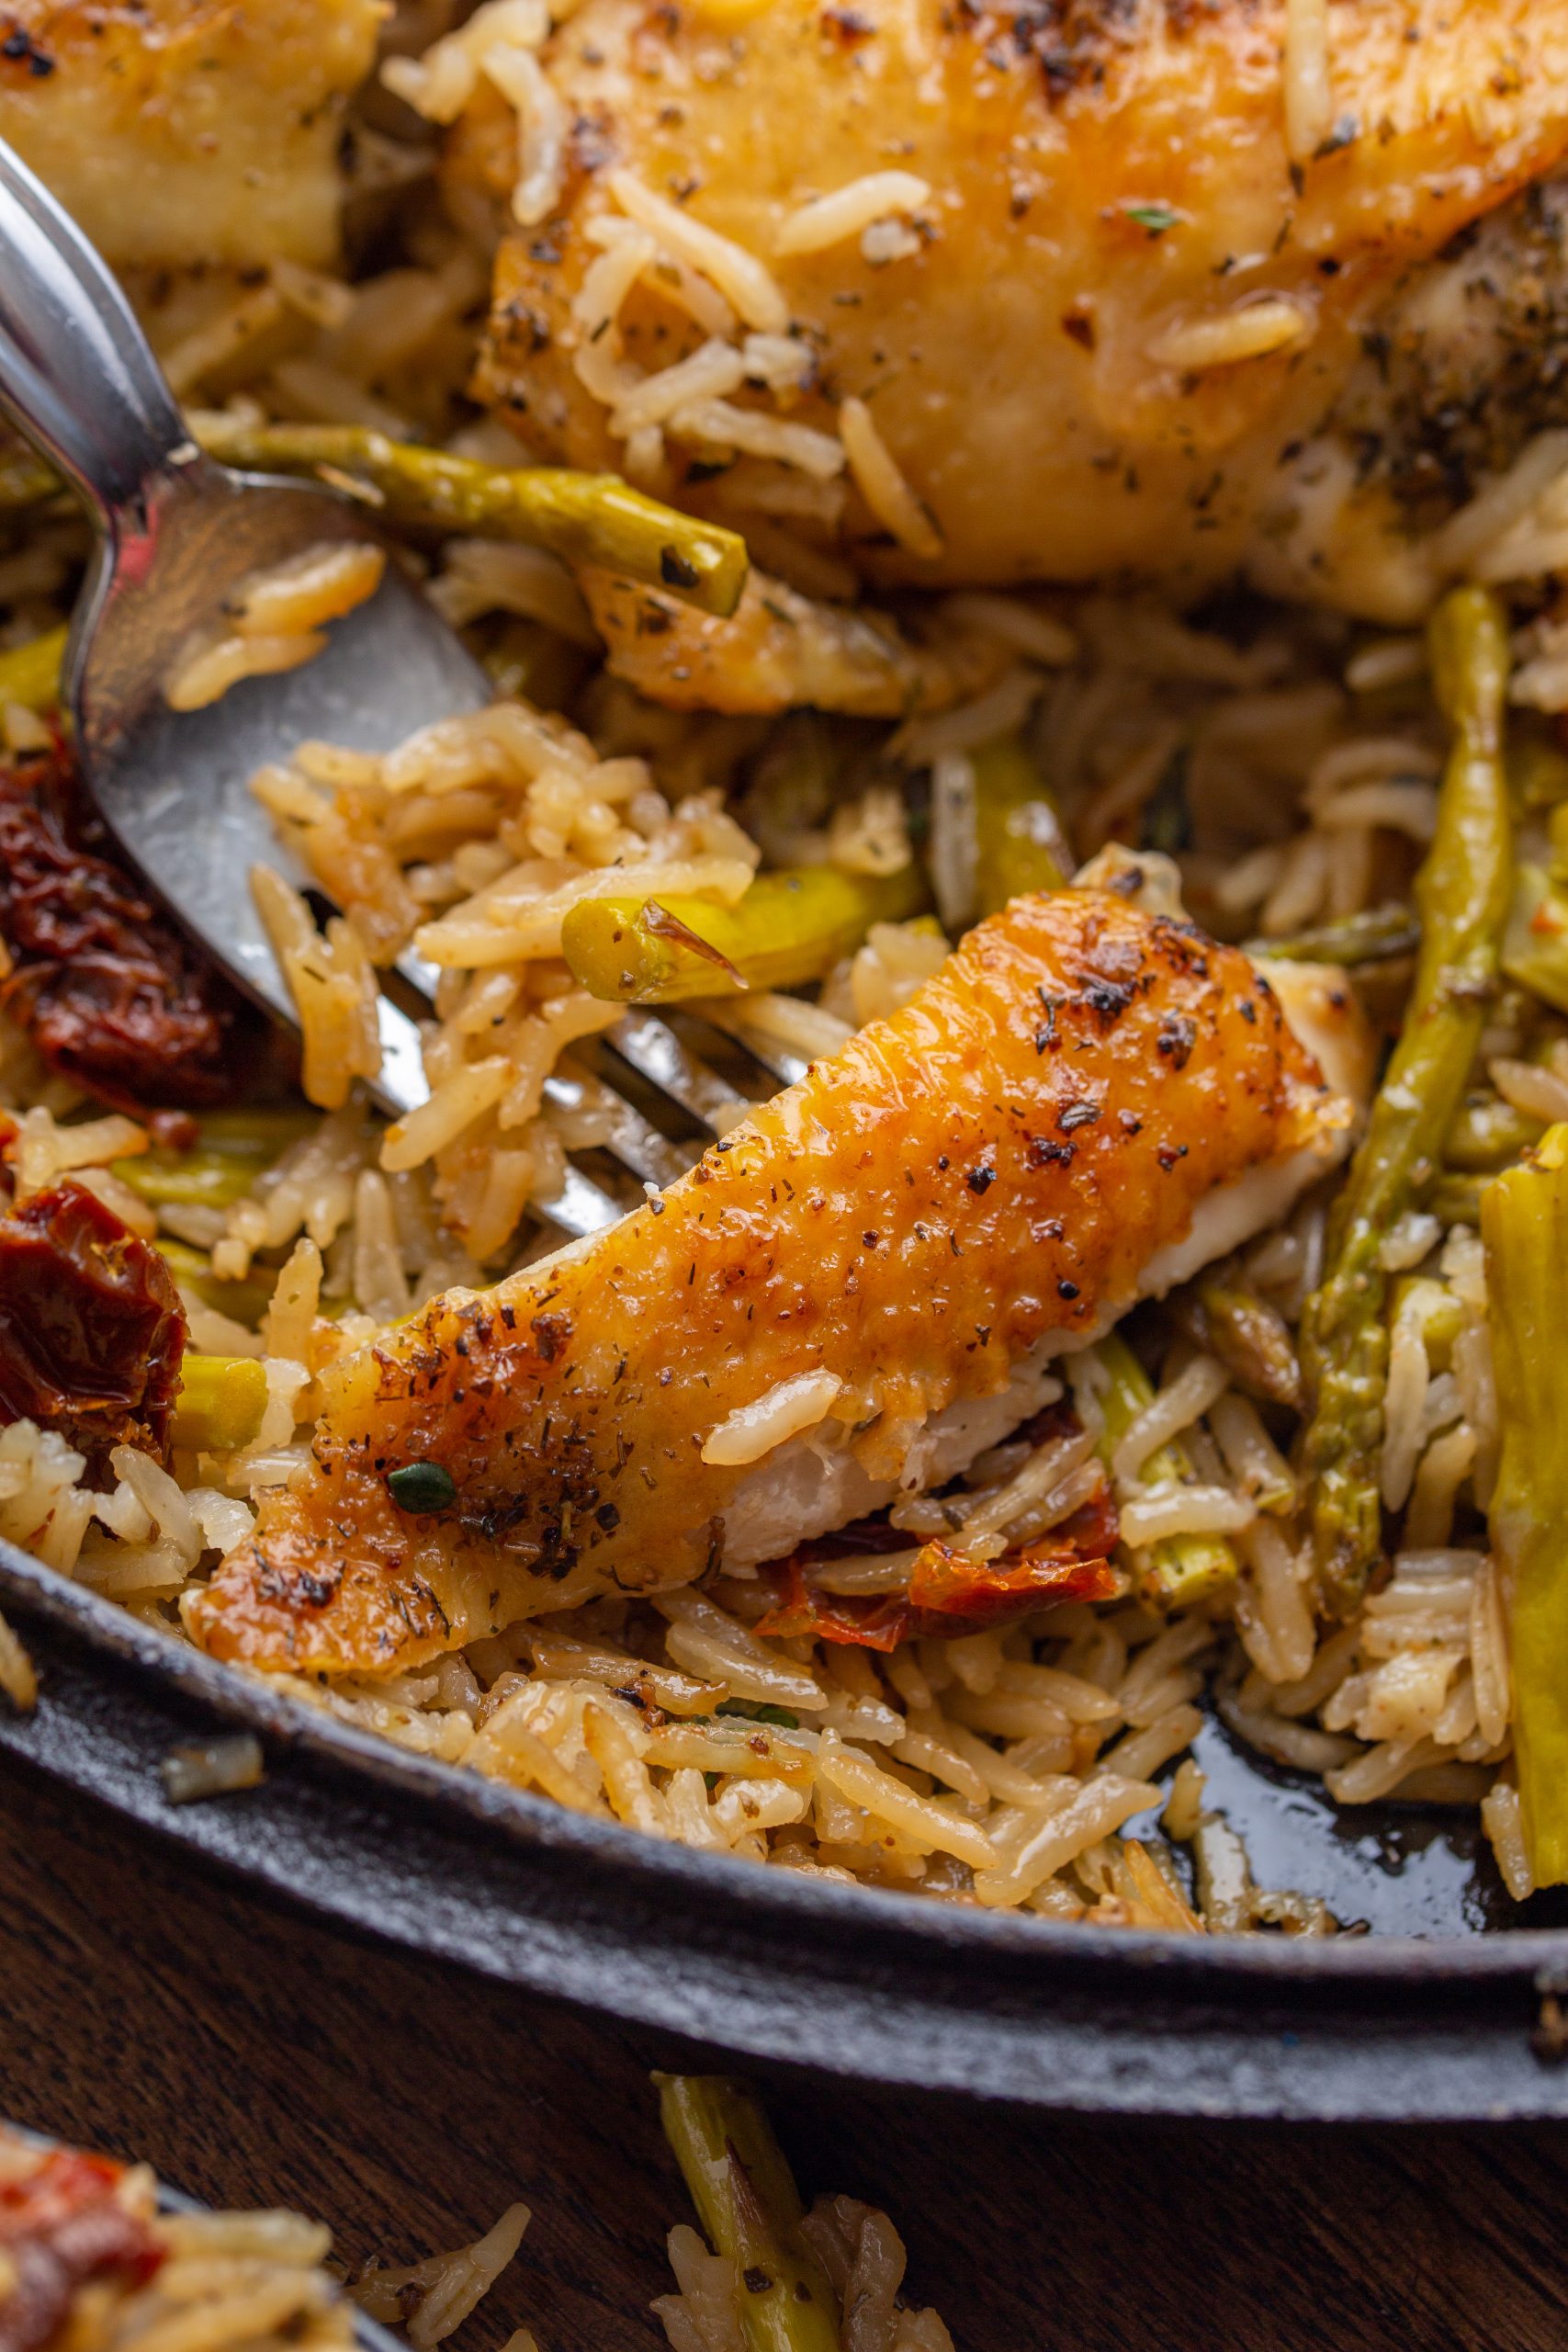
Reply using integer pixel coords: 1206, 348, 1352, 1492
382, 966, 802, 1245
677, 1003, 811, 1091
542, 1062, 694, 1190
530, 1160, 628, 1238
605, 1010, 750, 1136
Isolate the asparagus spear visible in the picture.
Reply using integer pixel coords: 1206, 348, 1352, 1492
1483, 1123, 1568, 1886
170, 1354, 268, 1453
1445, 1091, 1544, 1174
971, 733, 1068, 915
561, 863, 926, 1003
1172, 1257, 1303, 1412
655, 2075, 840, 2352
192, 420, 749, 618
0, 623, 67, 713
1427, 1170, 1485, 1228
1247, 903, 1421, 967
156, 1237, 276, 1328
116, 1109, 318, 1210
1091, 1331, 1237, 1608
1298, 585, 1513, 1615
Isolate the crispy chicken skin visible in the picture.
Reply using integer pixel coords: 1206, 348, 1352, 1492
0, 1, 383, 271
458, 0, 1568, 610
188, 889, 1349, 1679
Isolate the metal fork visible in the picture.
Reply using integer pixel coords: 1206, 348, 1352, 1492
0, 135, 788, 1240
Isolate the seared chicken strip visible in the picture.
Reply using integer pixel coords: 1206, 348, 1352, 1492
0, 1, 383, 272
189, 889, 1350, 1678
457, 0, 1568, 616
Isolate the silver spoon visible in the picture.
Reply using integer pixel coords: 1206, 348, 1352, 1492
0, 133, 486, 1116
0, 139, 795, 1242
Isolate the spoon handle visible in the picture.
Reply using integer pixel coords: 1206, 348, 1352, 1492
0, 135, 194, 520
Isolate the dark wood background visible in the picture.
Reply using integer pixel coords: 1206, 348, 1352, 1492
4, 1748, 1568, 2352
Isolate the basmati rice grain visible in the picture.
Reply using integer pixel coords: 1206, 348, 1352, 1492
1470, 1555, 1511, 1747
1092, 1703, 1203, 1785
0, 1604, 36, 1710
817, 1730, 998, 1867
1111, 1354, 1229, 1487
1283, 0, 1332, 160
972, 1775, 1160, 1907
609, 172, 790, 334
356, 2205, 531, 2350
839, 396, 942, 559
1482, 1780, 1534, 1901
773, 172, 931, 256
1150, 297, 1313, 373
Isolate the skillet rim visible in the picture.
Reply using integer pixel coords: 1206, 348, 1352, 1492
5, 1535, 1568, 1993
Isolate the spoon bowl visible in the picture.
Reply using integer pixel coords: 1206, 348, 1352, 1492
0, 133, 488, 1114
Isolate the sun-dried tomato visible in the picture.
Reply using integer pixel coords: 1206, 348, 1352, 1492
0, 2133, 164, 2352
0, 736, 261, 1114
904, 1539, 1122, 1634
754, 1459, 1124, 1647
754, 1556, 910, 1650
0, 1180, 186, 1469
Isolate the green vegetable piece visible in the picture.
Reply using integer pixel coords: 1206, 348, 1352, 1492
1122, 200, 1183, 235
1506, 733, 1568, 811
0, 623, 67, 714
1427, 1170, 1485, 1228
115, 1107, 318, 1209
1247, 902, 1421, 967
1090, 1331, 1236, 1608
715, 1698, 800, 1728
561, 863, 927, 1004
171, 1355, 268, 1454
1179, 1258, 1303, 1413
190, 420, 749, 618
1501, 859, 1568, 1016
1298, 585, 1513, 1615
387, 1461, 457, 1513
155, 1238, 276, 1329
1483, 1123, 1568, 1886
971, 732, 1068, 916
1445, 1090, 1544, 1174
655, 2075, 840, 2352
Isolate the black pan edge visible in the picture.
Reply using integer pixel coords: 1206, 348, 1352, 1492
6, 1542, 1568, 2120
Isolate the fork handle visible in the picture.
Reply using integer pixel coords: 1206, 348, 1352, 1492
0, 135, 197, 521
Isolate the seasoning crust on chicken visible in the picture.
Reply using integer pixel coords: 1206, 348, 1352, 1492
0, 1, 384, 273
188, 889, 1351, 1679
457, 0, 1568, 610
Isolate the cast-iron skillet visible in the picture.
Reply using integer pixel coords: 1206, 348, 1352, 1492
4, 1537, 1568, 2122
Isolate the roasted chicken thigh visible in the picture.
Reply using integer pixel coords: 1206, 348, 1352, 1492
457, 0, 1568, 618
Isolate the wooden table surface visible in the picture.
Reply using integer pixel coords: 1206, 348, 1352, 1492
4, 1747, 1568, 2352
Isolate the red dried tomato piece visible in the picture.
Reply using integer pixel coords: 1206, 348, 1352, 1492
753, 1556, 911, 1651
0, 736, 261, 1114
753, 1452, 1123, 1647
906, 1538, 1122, 1635
0, 2135, 164, 2352
0, 1180, 186, 1468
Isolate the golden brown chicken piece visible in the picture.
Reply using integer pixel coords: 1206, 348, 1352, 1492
0, 1, 383, 271
188, 889, 1350, 1679
456, 0, 1568, 616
